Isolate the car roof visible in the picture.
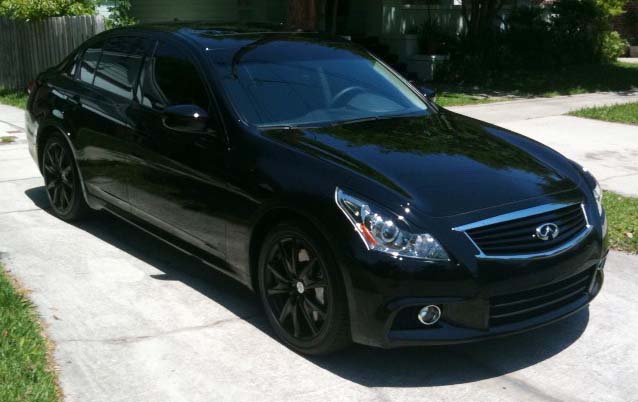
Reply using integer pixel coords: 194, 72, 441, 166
114, 21, 345, 50
133, 21, 308, 39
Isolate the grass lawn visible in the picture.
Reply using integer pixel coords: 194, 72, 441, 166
569, 102, 638, 125
436, 93, 500, 107
0, 265, 60, 402
604, 192, 638, 254
0, 89, 28, 109
434, 61, 638, 106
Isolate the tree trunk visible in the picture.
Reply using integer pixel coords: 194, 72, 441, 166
331, 0, 340, 34
287, 0, 318, 31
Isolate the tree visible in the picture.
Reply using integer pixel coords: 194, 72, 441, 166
287, 0, 317, 30
105, 0, 137, 29
0, 0, 95, 20
286, 0, 340, 33
596, 0, 630, 16
460, 0, 506, 38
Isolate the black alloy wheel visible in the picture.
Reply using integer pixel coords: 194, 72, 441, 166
42, 136, 89, 221
258, 222, 350, 355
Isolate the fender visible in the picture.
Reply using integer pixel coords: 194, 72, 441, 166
36, 119, 104, 211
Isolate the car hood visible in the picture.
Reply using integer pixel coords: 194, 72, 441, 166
263, 112, 580, 217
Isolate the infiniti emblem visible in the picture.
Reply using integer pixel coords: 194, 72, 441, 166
535, 223, 560, 241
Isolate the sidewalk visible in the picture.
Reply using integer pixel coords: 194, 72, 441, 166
448, 91, 638, 124
449, 91, 638, 197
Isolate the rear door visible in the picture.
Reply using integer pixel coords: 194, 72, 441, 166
127, 40, 230, 260
73, 35, 149, 209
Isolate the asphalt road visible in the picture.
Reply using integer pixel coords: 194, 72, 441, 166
1, 97, 638, 402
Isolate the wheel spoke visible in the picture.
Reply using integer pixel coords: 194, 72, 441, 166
267, 282, 290, 296
304, 296, 326, 319
57, 148, 65, 170
278, 297, 293, 324
46, 179, 58, 191
52, 184, 60, 207
290, 239, 297, 275
278, 241, 295, 277
304, 278, 328, 290
62, 187, 72, 208
44, 161, 56, 175
291, 301, 300, 338
300, 299, 319, 335
298, 259, 317, 281
267, 263, 291, 284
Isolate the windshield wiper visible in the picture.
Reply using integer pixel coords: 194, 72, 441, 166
332, 113, 421, 127
258, 124, 299, 131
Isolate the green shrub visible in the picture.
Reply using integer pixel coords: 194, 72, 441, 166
436, 0, 629, 82
105, 0, 136, 29
0, 0, 95, 20
417, 18, 457, 55
504, 6, 553, 68
600, 31, 630, 61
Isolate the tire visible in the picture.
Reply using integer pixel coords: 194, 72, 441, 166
41, 135, 90, 221
258, 221, 351, 355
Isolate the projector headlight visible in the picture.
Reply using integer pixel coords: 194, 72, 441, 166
571, 161, 603, 216
335, 188, 449, 261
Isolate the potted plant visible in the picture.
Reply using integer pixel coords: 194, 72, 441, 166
397, 25, 420, 63
407, 19, 454, 81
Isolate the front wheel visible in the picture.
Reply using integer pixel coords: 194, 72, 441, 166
258, 221, 351, 355
42, 135, 89, 221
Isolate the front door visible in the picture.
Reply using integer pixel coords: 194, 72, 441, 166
127, 40, 229, 260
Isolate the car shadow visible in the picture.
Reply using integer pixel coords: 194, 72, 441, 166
25, 186, 590, 388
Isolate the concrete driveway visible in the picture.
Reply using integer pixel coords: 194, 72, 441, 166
1, 99, 638, 402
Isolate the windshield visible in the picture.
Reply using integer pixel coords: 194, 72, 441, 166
208, 37, 431, 128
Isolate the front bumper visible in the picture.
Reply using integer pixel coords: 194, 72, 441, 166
337, 219, 607, 348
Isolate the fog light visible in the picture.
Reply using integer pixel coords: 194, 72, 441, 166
417, 305, 441, 326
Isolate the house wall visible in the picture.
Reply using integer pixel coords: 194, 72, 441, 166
130, 0, 286, 24
377, 0, 463, 62
613, 0, 638, 46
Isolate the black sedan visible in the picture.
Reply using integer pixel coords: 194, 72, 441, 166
26, 23, 607, 355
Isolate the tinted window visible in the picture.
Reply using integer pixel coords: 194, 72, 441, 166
210, 39, 430, 127
79, 42, 103, 84
60, 52, 79, 77
93, 36, 145, 99
140, 43, 209, 111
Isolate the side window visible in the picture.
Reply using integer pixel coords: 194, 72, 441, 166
140, 43, 210, 111
93, 36, 145, 100
79, 41, 103, 84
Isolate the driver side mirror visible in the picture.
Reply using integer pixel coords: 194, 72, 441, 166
418, 86, 437, 102
162, 104, 209, 133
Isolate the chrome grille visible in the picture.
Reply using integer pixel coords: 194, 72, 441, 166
489, 267, 594, 326
462, 203, 588, 257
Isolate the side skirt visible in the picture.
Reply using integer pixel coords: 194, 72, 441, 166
102, 203, 252, 290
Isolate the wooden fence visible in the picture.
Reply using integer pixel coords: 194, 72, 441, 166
0, 15, 105, 90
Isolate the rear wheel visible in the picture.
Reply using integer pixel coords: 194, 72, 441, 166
42, 136, 89, 221
258, 221, 351, 355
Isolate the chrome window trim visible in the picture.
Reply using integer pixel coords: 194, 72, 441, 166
453, 202, 592, 260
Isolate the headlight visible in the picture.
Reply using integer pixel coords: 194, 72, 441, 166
592, 181, 603, 216
572, 161, 603, 216
335, 188, 449, 261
